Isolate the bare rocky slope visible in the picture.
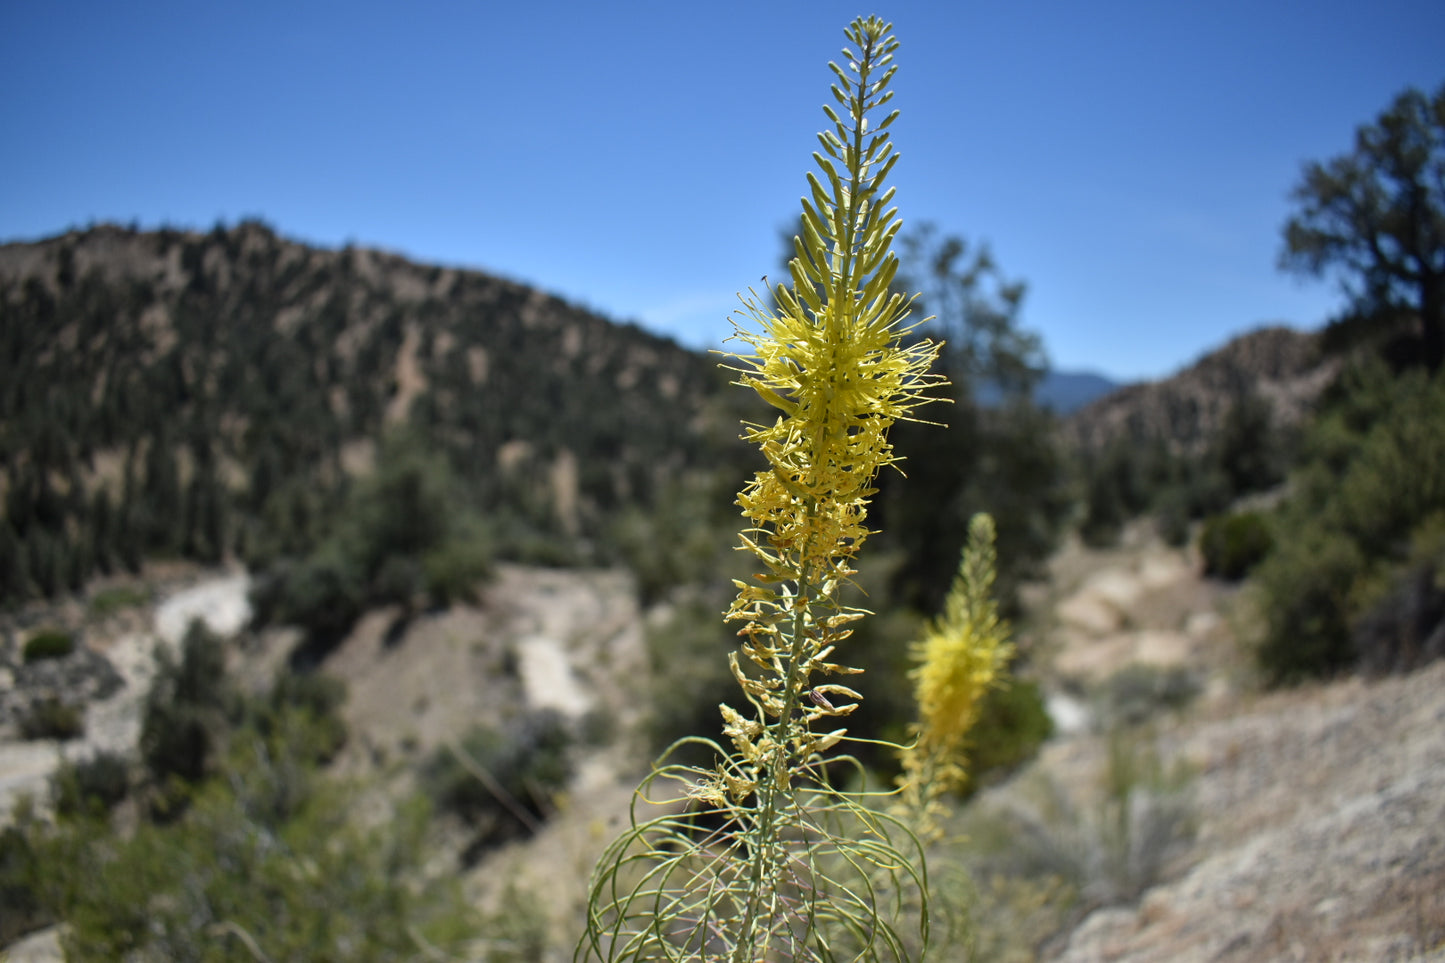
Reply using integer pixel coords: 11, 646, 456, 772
1052, 662, 1445, 963
1013, 523, 1445, 963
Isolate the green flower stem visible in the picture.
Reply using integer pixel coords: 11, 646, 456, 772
735, 530, 815, 960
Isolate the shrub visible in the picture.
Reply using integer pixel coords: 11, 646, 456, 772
265, 666, 347, 724
1352, 556, 1445, 674
47, 745, 484, 960
1255, 528, 1363, 684
251, 667, 348, 765
421, 518, 494, 605
965, 677, 1055, 790
1253, 363, 1445, 682
609, 476, 742, 605
140, 620, 235, 787
258, 548, 366, 653
19, 696, 84, 740
971, 729, 1194, 913
52, 751, 131, 817
22, 627, 75, 662
0, 805, 58, 944
251, 438, 498, 649
1075, 392, 1288, 552
1210, 392, 1286, 497
1199, 511, 1274, 580
87, 584, 150, 619
1092, 663, 1201, 729
424, 710, 574, 849
371, 554, 425, 608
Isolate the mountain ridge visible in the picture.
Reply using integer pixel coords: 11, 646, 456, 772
1062, 325, 1337, 454
0, 220, 751, 606
2, 221, 1337, 610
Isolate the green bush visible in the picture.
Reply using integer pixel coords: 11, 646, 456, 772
52, 752, 131, 818
37, 737, 484, 961
371, 554, 425, 608
1352, 554, 1445, 673
1255, 528, 1364, 684
257, 548, 366, 651
1199, 510, 1274, 580
140, 620, 236, 788
251, 437, 498, 650
87, 585, 150, 619
1330, 373, 1445, 558
343, 439, 455, 568
1092, 663, 1201, 729
0, 804, 58, 945
1210, 392, 1286, 497
0, 653, 485, 961
1254, 363, 1445, 682
22, 627, 75, 662
249, 667, 348, 768
421, 518, 494, 604
424, 710, 574, 850
263, 666, 347, 726
964, 677, 1054, 792
608, 476, 736, 605
19, 696, 84, 740
1077, 437, 1178, 548
1075, 392, 1289, 551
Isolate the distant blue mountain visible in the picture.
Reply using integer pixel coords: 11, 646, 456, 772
1034, 369, 1122, 413
974, 369, 1122, 413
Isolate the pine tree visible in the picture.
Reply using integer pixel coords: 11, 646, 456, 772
90, 488, 116, 575
0, 522, 30, 605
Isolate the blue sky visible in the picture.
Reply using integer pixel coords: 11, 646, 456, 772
3, 1, 1442, 381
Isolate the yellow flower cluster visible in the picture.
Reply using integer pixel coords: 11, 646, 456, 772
731, 287, 944, 570
722, 285, 942, 719
900, 513, 1013, 832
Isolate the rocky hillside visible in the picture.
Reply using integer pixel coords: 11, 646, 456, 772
987, 522, 1445, 963
6, 523, 1442, 961
1064, 326, 1338, 454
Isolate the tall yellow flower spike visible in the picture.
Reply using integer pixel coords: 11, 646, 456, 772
580, 18, 944, 962
722, 13, 945, 756
899, 513, 1013, 839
